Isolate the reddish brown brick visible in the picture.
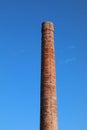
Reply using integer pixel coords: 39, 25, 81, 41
40, 21, 58, 130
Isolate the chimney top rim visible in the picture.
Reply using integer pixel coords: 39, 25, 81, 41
42, 21, 54, 25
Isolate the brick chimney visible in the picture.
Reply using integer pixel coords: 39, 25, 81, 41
40, 22, 58, 130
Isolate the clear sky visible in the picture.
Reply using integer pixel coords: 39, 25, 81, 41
0, 0, 87, 130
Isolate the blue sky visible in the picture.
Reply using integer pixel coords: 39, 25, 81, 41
0, 0, 87, 130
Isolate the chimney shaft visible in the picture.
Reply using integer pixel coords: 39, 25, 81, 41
40, 22, 58, 130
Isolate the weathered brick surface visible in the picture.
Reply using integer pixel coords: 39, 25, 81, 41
40, 22, 58, 130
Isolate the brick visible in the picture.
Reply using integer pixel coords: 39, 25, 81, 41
40, 21, 58, 130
